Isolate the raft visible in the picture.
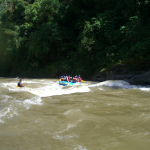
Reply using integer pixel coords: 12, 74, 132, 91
59, 80, 81, 86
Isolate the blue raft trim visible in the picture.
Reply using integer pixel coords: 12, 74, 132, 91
59, 80, 81, 86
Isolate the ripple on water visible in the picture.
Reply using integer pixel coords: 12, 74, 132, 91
64, 109, 81, 115
74, 145, 87, 150
0, 105, 18, 123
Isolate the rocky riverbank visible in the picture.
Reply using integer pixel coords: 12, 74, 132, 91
93, 64, 150, 85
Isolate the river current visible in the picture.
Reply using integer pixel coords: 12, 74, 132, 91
0, 77, 150, 150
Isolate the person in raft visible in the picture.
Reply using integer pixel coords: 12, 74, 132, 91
17, 79, 25, 87
78, 75, 82, 82
68, 75, 72, 82
60, 76, 64, 81
72, 76, 78, 83
64, 75, 68, 82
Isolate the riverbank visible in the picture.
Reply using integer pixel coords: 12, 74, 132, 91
2, 59, 150, 85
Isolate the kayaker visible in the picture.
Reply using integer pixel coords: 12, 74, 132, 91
17, 79, 25, 87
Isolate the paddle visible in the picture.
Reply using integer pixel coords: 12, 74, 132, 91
81, 80, 85, 82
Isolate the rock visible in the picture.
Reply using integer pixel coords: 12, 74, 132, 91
106, 74, 135, 80
93, 63, 150, 85
93, 76, 106, 82
93, 64, 129, 81
128, 71, 150, 85
129, 71, 146, 75
106, 64, 129, 75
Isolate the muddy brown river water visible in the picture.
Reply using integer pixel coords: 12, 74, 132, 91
0, 78, 150, 150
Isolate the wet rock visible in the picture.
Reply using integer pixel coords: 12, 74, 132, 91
93, 64, 150, 85
93, 64, 129, 82
106, 74, 135, 81
128, 71, 150, 85
93, 76, 106, 82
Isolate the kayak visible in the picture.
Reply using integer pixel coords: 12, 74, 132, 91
15, 86, 28, 88
59, 80, 81, 86
15, 86, 22, 88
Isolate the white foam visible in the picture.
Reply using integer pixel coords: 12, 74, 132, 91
67, 119, 83, 130
98, 88, 104, 90
75, 145, 87, 150
23, 96, 42, 109
1, 95, 12, 103
2, 79, 150, 98
1, 80, 90, 97
0, 107, 10, 118
1, 82, 28, 92
64, 109, 80, 115
2, 82, 16, 87
27, 83, 91, 97
89, 80, 147, 90
0, 119, 4, 123
89, 80, 131, 88
56, 119, 83, 134
22, 81, 39, 84
139, 88, 150, 91
0, 105, 18, 123
53, 134, 78, 140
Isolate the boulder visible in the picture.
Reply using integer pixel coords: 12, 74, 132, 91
128, 71, 150, 85
93, 64, 150, 85
93, 64, 129, 81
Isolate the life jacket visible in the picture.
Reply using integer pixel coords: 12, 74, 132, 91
18, 82, 20, 86
18, 82, 23, 87
61, 78, 64, 81
73, 78, 77, 82
78, 77, 81, 82
68, 77, 70, 81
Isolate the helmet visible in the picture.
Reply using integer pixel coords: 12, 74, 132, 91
61, 76, 63, 78
64, 76, 65, 78
79, 75, 80, 77
69, 75, 70, 77
74, 76, 76, 78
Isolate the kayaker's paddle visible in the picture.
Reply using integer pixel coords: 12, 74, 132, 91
81, 80, 85, 82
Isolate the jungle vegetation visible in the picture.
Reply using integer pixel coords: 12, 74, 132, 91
0, 0, 150, 78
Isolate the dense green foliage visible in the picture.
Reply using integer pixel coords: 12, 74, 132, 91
0, 0, 150, 78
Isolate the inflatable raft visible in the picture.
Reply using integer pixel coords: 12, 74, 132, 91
59, 80, 81, 86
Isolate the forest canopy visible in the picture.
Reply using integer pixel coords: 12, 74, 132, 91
0, 0, 150, 78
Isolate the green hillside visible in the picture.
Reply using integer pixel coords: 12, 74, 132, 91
0, 0, 150, 78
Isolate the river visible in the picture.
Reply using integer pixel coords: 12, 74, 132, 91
0, 77, 150, 150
